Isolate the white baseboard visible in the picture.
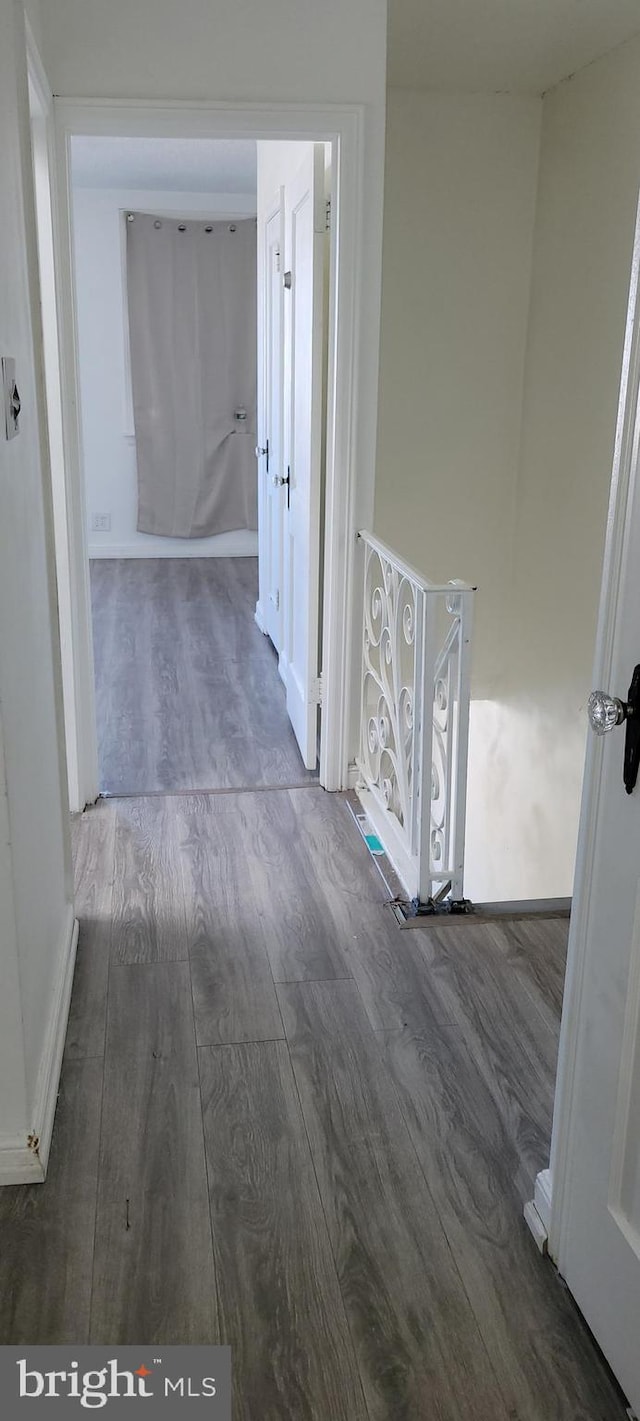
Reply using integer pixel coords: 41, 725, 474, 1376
346, 761, 361, 790
0, 1138, 46, 1185
0, 908, 79, 1186
524, 1167, 553, 1255
534, 1166, 553, 1230
254, 600, 267, 634
88, 534, 258, 560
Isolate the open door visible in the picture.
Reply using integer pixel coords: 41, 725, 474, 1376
282, 144, 325, 769
256, 192, 285, 651
549, 207, 640, 1416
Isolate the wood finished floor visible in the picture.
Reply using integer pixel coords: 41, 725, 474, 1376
0, 788, 627, 1418
91, 556, 316, 794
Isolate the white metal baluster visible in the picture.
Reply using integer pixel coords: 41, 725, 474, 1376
357, 532, 474, 906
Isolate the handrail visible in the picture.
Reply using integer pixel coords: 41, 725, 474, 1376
356, 530, 475, 905
357, 531, 476, 597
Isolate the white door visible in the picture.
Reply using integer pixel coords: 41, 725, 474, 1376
281, 144, 325, 769
256, 196, 285, 651
551, 213, 640, 1415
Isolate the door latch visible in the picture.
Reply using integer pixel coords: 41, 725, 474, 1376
588, 663, 640, 793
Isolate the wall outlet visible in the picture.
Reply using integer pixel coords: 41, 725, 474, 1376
91, 513, 111, 532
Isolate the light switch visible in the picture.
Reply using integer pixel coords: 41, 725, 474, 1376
2, 357, 21, 440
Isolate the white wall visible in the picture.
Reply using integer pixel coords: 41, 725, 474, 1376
374, 89, 542, 899
470, 31, 640, 901
375, 90, 542, 693
375, 54, 640, 903
0, 0, 74, 1180
72, 186, 259, 558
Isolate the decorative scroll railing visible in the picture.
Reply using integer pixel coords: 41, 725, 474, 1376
356, 532, 475, 906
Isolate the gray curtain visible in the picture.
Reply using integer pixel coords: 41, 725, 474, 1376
126, 212, 257, 538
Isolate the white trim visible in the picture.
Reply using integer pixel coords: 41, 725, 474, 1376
535, 1166, 553, 1230
53, 123, 101, 807
24, 14, 52, 116
548, 192, 640, 1266
0, 1141, 46, 1187
346, 761, 361, 790
88, 535, 259, 559
524, 1168, 553, 1254
52, 99, 375, 803
524, 1199, 549, 1254
254, 600, 267, 634
0, 911, 78, 1186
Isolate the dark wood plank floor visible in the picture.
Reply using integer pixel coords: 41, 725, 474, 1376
91, 557, 317, 794
0, 788, 627, 1418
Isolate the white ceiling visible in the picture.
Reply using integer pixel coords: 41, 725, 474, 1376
70, 136, 257, 192
388, 0, 640, 94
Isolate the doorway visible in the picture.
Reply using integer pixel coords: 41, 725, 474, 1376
45, 100, 369, 809
65, 133, 327, 795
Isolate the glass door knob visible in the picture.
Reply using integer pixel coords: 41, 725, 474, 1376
589, 666, 640, 792
587, 691, 628, 735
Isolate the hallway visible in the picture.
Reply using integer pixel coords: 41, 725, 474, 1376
0, 786, 626, 1419
91, 556, 315, 793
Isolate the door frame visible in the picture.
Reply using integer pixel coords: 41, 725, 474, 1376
52, 97, 374, 801
256, 185, 286, 655
542, 193, 640, 1266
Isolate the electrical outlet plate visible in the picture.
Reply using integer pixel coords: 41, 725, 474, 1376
91, 513, 111, 532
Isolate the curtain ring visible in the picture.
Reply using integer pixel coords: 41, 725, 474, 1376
154, 219, 162, 229
229, 224, 236, 233
205, 225, 213, 233
178, 223, 187, 232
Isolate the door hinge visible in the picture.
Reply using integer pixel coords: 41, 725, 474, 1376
325, 198, 331, 233
311, 673, 323, 706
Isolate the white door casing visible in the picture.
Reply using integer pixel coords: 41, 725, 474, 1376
52, 101, 382, 801
548, 197, 640, 1416
282, 144, 325, 769
256, 194, 285, 651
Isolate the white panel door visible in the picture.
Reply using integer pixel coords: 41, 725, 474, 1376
282, 145, 325, 769
256, 195, 284, 651
554, 233, 640, 1415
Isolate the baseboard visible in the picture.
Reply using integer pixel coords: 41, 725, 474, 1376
0, 908, 78, 1186
88, 534, 259, 560
524, 1167, 553, 1255
398, 896, 571, 927
0, 1138, 46, 1185
254, 600, 267, 634
346, 762, 361, 790
474, 897, 571, 918
534, 1167, 553, 1230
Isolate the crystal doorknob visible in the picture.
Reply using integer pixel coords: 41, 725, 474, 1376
589, 666, 640, 793
587, 690, 629, 735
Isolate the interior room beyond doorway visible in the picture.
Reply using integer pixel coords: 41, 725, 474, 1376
68, 133, 329, 796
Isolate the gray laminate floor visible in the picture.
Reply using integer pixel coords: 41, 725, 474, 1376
0, 788, 627, 1418
91, 557, 316, 794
